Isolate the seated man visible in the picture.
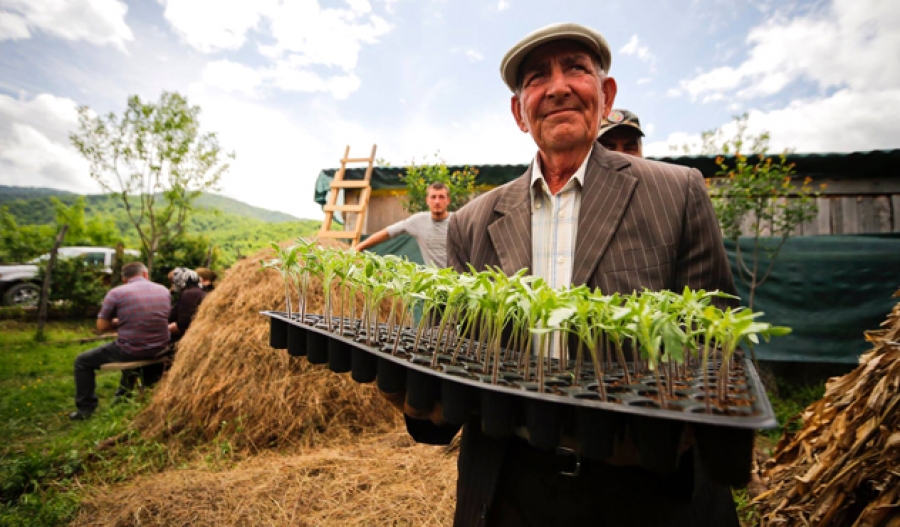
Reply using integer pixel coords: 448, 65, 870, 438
71, 262, 170, 420
597, 108, 644, 157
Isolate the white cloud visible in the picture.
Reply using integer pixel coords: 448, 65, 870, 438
619, 34, 656, 73
645, 88, 900, 156
497, 0, 510, 11
0, 93, 93, 192
0, 0, 133, 51
159, 0, 267, 53
161, 0, 392, 99
676, 0, 900, 101
465, 49, 484, 62
201, 60, 264, 97
0, 11, 28, 40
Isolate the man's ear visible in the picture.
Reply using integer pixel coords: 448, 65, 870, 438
511, 95, 529, 133
601, 77, 618, 116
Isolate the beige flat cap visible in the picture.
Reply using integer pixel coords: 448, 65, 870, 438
500, 22, 612, 93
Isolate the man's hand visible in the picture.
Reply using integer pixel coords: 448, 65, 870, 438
168, 322, 180, 334
96, 317, 114, 334
381, 390, 446, 425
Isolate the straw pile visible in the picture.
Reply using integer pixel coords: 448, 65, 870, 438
755, 289, 900, 526
75, 432, 458, 526
135, 240, 401, 450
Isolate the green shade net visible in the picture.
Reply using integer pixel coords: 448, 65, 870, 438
725, 234, 900, 363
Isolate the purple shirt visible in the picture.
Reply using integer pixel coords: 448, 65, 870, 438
98, 276, 171, 356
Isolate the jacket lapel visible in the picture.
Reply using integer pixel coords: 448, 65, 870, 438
488, 169, 533, 276
572, 147, 638, 286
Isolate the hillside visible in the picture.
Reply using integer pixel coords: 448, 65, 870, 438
0, 186, 302, 224
0, 185, 321, 266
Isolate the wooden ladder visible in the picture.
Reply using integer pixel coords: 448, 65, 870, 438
317, 145, 377, 246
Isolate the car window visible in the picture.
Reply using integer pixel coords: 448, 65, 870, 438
84, 252, 106, 266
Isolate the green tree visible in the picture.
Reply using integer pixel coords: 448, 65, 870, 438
51, 197, 120, 247
691, 114, 821, 310
0, 207, 54, 263
399, 154, 477, 214
70, 91, 232, 274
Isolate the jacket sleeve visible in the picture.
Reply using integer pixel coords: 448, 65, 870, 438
675, 169, 739, 310
176, 289, 206, 333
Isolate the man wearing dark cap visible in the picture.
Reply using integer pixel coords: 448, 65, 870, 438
390, 22, 739, 526
598, 108, 644, 157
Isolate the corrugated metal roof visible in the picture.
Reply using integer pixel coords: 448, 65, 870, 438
316, 149, 900, 204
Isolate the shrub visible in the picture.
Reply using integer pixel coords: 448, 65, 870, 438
399, 155, 477, 214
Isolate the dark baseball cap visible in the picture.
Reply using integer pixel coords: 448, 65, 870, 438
598, 109, 644, 138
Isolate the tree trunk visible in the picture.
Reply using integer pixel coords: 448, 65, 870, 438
35, 224, 68, 341
111, 242, 125, 287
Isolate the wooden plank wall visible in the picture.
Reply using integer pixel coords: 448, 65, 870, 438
723, 176, 900, 236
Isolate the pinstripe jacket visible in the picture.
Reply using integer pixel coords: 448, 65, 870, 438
405, 145, 738, 526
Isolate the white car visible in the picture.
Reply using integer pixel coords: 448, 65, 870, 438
0, 246, 140, 307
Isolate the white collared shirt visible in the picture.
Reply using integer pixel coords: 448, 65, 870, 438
529, 148, 591, 359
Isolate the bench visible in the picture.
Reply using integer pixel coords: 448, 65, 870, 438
100, 357, 172, 399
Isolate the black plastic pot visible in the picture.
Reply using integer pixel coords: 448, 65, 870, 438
286, 323, 307, 357
440, 367, 478, 425
269, 316, 288, 349
525, 399, 565, 451
480, 390, 518, 439
406, 369, 440, 413
306, 328, 329, 364
575, 406, 623, 461
376, 357, 406, 394
351, 346, 378, 383
327, 338, 352, 373
695, 424, 754, 488
632, 415, 685, 474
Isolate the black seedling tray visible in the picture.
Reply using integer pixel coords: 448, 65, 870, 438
264, 311, 775, 486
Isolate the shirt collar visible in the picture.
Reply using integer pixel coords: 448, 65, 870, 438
530, 146, 592, 205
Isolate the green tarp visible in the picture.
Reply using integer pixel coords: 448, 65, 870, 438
725, 234, 900, 363
363, 233, 900, 364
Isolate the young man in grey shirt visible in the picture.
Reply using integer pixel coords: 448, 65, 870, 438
352, 182, 452, 267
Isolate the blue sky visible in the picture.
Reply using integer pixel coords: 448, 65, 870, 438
1, 0, 898, 220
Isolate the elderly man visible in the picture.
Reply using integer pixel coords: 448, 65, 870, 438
395, 23, 740, 526
71, 262, 170, 420
598, 108, 644, 157
353, 182, 452, 268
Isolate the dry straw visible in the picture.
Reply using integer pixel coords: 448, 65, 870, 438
76, 432, 458, 526
754, 290, 900, 526
135, 240, 401, 451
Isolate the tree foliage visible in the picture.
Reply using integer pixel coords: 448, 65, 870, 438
694, 114, 822, 310
0, 207, 54, 263
69, 92, 232, 273
399, 154, 477, 214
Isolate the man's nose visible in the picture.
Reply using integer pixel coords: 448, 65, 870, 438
545, 68, 571, 99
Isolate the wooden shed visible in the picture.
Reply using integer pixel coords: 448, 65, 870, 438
314, 149, 900, 236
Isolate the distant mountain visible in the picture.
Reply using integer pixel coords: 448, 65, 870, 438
0, 186, 302, 223
195, 193, 300, 223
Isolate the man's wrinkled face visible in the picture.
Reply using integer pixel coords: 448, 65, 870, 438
511, 40, 617, 153
426, 188, 449, 215
599, 127, 643, 158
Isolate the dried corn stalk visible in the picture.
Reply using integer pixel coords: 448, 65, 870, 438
755, 289, 900, 527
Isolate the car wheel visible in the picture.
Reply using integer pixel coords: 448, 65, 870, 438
2, 282, 41, 307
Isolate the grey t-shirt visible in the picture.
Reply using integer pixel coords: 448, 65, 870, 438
386, 211, 453, 267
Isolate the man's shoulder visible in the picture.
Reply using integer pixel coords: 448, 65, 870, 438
118, 279, 170, 298
454, 175, 528, 225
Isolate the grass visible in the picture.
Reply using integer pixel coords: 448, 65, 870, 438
0, 320, 831, 526
0, 320, 174, 527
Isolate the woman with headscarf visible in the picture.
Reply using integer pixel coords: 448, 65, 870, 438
168, 267, 207, 342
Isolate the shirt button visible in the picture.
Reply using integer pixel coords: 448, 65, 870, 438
558, 210, 565, 218
557, 256, 565, 264
535, 202, 541, 209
